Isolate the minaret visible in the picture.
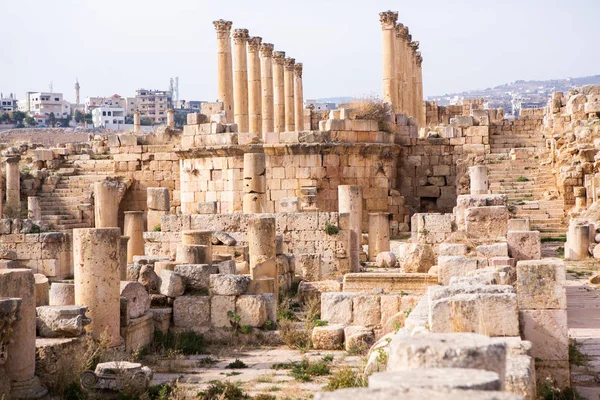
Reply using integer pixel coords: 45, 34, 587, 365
74, 78, 80, 104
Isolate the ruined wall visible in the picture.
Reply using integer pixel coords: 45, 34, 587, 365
0, 232, 71, 278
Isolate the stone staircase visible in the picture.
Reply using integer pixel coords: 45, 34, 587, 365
485, 130, 567, 238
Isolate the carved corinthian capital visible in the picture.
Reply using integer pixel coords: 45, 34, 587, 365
294, 63, 303, 78
213, 19, 232, 39
379, 10, 398, 29
272, 51, 286, 65
247, 36, 262, 52
232, 28, 249, 45
284, 57, 296, 70
260, 43, 274, 57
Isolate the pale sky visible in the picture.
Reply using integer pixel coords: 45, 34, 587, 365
1, 0, 598, 103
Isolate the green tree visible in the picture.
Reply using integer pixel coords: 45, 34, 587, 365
48, 112, 56, 127
140, 116, 153, 126
124, 114, 133, 124
24, 116, 36, 126
74, 110, 84, 123
12, 111, 26, 123
0, 113, 9, 123
84, 112, 93, 124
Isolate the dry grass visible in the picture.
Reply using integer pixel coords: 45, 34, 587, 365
347, 97, 393, 131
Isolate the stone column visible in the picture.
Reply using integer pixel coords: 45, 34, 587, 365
406, 40, 415, 118
469, 166, 489, 195
49, 281, 75, 305
294, 63, 304, 131
272, 51, 286, 133
73, 228, 121, 346
233, 28, 249, 133
243, 152, 267, 213
123, 211, 144, 264
260, 43, 274, 136
394, 24, 404, 114
284, 57, 296, 132
416, 52, 425, 127
119, 236, 129, 280
248, 216, 277, 296
213, 20, 234, 123
411, 42, 420, 123
133, 111, 140, 133
0, 269, 48, 398
176, 244, 211, 265
567, 223, 589, 261
166, 109, 175, 128
34, 273, 49, 307
247, 36, 262, 134
399, 26, 410, 115
27, 196, 41, 221
5, 156, 20, 214
94, 181, 120, 228
380, 11, 398, 110
338, 185, 363, 273
368, 212, 391, 261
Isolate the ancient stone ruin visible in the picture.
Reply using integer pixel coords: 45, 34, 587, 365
1, 9, 600, 400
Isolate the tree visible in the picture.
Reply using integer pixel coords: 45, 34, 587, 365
124, 114, 134, 124
74, 110, 84, 124
48, 112, 56, 127
24, 116, 36, 126
0, 113, 9, 123
140, 117, 153, 126
12, 111, 25, 123
84, 112, 93, 124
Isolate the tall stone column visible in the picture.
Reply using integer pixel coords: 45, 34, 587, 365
213, 20, 234, 123
243, 152, 267, 213
416, 52, 425, 127
272, 51, 286, 133
294, 63, 304, 131
380, 11, 398, 111
166, 109, 175, 128
123, 211, 144, 264
409, 41, 419, 119
397, 25, 410, 115
119, 236, 129, 280
94, 181, 120, 228
469, 166, 489, 195
27, 196, 41, 221
0, 269, 48, 398
247, 36, 262, 134
5, 156, 20, 214
394, 24, 404, 114
401, 28, 411, 116
260, 43, 274, 136
73, 228, 121, 346
233, 28, 249, 133
248, 216, 277, 297
368, 212, 391, 261
133, 111, 140, 133
283, 57, 296, 132
338, 185, 363, 273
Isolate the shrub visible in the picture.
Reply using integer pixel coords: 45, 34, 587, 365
324, 368, 367, 391
314, 320, 328, 327
347, 97, 393, 131
151, 330, 206, 355
538, 377, 581, 400
153, 225, 161, 232
569, 341, 591, 367
198, 381, 250, 400
516, 176, 529, 182
278, 320, 312, 351
324, 221, 339, 235
240, 325, 253, 335
272, 357, 330, 382
226, 359, 248, 369
263, 320, 277, 331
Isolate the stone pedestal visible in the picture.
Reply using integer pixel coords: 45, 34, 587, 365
233, 28, 249, 133
380, 11, 398, 111
260, 43, 274, 136
5, 156, 21, 215
294, 63, 304, 131
566, 223, 590, 260
470, 166, 489, 195
176, 244, 211, 265
124, 211, 144, 264
181, 230, 213, 264
243, 153, 267, 213
73, 228, 121, 347
133, 111, 140, 133
27, 197, 41, 221
283, 57, 296, 132
166, 109, 175, 128
49, 281, 75, 305
248, 216, 277, 297
93, 181, 120, 228
368, 212, 391, 261
213, 20, 234, 123
338, 185, 363, 273
247, 36, 262, 134
34, 273, 49, 307
119, 236, 129, 280
0, 269, 48, 398
273, 51, 286, 133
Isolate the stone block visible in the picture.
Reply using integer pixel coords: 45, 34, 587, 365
344, 326, 375, 352
507, 231, 541, 261
262, 293, 277, 324
416, 186, 440, 198
235, 295, 267, 327
121, 312, 154, 353
437, 256, 479, 285
159, 270, 185, 297
196, 201, 217, 214
508, 219, 530, 231
36, 305, 90, 338
119, 281, 150, 319
505, 355, 536, 400
313, 388, 522, 400
477, 243, 509, 258
450, 116, 474, 128
519, 309, 568, 361
352, 295, 381, 327
375, 252, 396, 268
439, 243, 468, 257
368, 368, 501, 391
211, 295, 236, 328
279, 197, 301, 212
216, 260, 236, 274
298, 280, 342, 302
174, 264, 219, 290
464, 206, 508, 240
210, 274, 251, 295
321, 292, 354, 325
147, 187, 170, 211
516, 259, 566, 310
394, 243, 436, 273
149, 308, 172, 334
312, 325, 344, 350
172, 295, 211, 328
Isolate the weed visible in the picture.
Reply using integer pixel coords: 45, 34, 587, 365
347, 97, 394, 132
272, 357, 331, 382
147, 383, 172, 400
254, 395, 276, 400
516, 176, 529, 182
375, 348, 388, 365
346, 341, 369, 356
268, 387, 281, 392
314, 319, 328, 327
278, 319, 312, 351
240, 325, 253, 335
263, 320, 277, 331
222, 371, 242, 377
541, 236, 567, 243
198, 381, 251, 400
150, 330, 206, 355
324, 367, 367, 391
226, 359, 248, 369
30, 224, 41, 233
538, 377, 581, 400
153, 225, 161, 232
421, 228, 430, 236
276, 307, 297, 322
403, 308, 413, 318
322, 354, 334, 362
187, 288, 209, 296
198, 356, 218, 367
228, 311, 242, 336
569, 341, 591, 367
324, 221, 340, 235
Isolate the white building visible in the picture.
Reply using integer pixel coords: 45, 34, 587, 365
85, 95, 137, 115
304, 99, 336, 111
19, 92, 71, 123
0, 94, 18, 111
92, 107, 126, 129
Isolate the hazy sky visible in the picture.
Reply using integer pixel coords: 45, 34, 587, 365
1, 0, 598, 103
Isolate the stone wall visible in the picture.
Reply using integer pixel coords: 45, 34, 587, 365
0, 232, 71, 278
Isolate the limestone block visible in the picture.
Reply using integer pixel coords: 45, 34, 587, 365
211, 295, 236, 328
176, 244, 211, 265
464, 206, 508, 240
298, 280, 342, 302
149, 308, 172, 334
416, 185, 440, 198
197, 201, 218, 214
120, 312, 154, 353
516, 259, 566, 310
375, 252, 396, 268
321, 292, 354, 325
173, 295, 211, 328
450, 270, 500, 286
438, 256, 479, 285
314, 388, 522, 400
476, 243, 508, 258
236, 295, 267, 327
508, 219, 530, 231
387, 332, 508, 385
36, 305, 90, 338
519, 309, 568, 361
34, 273, 50, 307
247, 278, 275, 294
159, 270, 185, 297
49, 281, 75, 305
584, 101, 600, 114
217, 260, 236, 274
279, 197, 301, 212
138, 265, 161, 294
236, 261, 250, 274
298, 253, 321, 281
119, 281, 150, 319
507, 231, 541, 261
33, 149, 54, 161
505, 355, 536, 400
344, 326, 375, 352
450, 116, 474, 128
212, 231, 237, 246
439, 243, 468, 257
395, 243, 436, 273
490, 257, 516, 268
210, 274, 251, 295
174, 264, 219, 290
312, 325, 344, 350
262, 293, 277, 323
147, 187, 170, 211
368, 368, 501, 391
352, 295, 381, 327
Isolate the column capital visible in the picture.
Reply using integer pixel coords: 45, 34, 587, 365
4, 155, 20, 164
416, 53, 423, 66
284, 57, 296, 70
294, 63, 303, 78
232, 28, 249, 45
407, 34, 412, 43
213, 19, 233, 38
247, 36, 262, 51
273, 51, 286, 64
379, 10, 398, 29
396, 24, 409, 40
260, 43, 274, 57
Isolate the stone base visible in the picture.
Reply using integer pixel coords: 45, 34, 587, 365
342, 273, 436, 292
36, 336, 88, 392
10, 376, 48, 399
121, 312, 154, 353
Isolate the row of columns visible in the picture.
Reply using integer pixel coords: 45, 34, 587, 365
214, 19, 304, 136
380, 11, 425, 127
